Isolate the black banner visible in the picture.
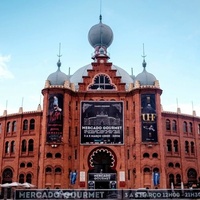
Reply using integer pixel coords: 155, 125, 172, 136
47, 94, 63, 142
80, 101, 124, 144
141, 94, 158, 142
15, 189, 200, 199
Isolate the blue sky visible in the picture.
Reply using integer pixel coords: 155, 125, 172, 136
0, 0, 200, 115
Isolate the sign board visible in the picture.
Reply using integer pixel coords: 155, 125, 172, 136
80, 101, 124, 145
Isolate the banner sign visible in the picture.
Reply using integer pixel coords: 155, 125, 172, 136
47, 94, 63, 142
80, 101, 124, 145
88, 173, 116, 181
141, 94, 158, 142
15, 189, 200, 199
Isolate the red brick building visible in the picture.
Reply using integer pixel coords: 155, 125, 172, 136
0, 16, 200, 191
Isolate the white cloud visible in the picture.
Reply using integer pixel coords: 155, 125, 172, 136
0, 54, 14, 79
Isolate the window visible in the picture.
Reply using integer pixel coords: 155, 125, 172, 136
55, 153, 61, 158
20, 163, 25, 168
23, 120, 28, 131
169, 174, 174, 185
12, 121, 17, 132
189, 122, 193, 133
143, 153, 150, 158
5, 141, 9, 153
28, 139, 34, 152
183, 121, 187, 133
7, 122, 11, 133
75, 149, 77, 160
45, 167, 52, 173
30, 119, 35, 130
27, 162, 32, 167
88, 74, 116, 90
11, 141, 15, 153
19, 174, 25, 183
143, 167, 150, 173
176, 174, 181, 184
185, 141, 189, 153
55, 167, 62, 173
152, 153, 158, 158
173, 140, 178, 152
0, 123, 1, 133
172, 120, 177, 132
198, 124, 200, 134
168, 163, 174, 168
21, 140, 26, 152
46, 153, 53, 158
191, 142, 195, 154
166, 119, 171, 131
175, 163, 180, 168
167, 139, 172, 152
26, 173, 32, 183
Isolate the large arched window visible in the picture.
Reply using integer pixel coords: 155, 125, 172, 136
173, 140, 178, 152
21, 140, 27, 152
176, 174, 181, 184
167, 139, 172, 152
19, 174, 25, 183
166, 119, 171, 131
7, 122, 11, 133
12, 121, 17, 132
88, 74, 116, 90
30, 119, 35, 130
183, 121, 188, 133
172, 120, 177, 132
23, 119, 28, 131
189, 122, 193, 133
169, 174, 174, 185
26, 173, 32, 183
5, 141, 9, 153
28, 139, 34, 152
10, 141, 15, 153
191, 142, 195, 154
185, 141, 189, 153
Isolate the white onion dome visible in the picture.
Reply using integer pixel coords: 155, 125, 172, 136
88, 15, 113, 50
135, 59, 157, 86
47, 59, 69, 86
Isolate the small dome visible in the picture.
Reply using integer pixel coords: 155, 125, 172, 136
47, 60, 69, 86
88, 16, 113, 49
135, 68, 156, 86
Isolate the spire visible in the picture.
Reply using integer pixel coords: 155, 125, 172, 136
141, 43, 147, 69
57, 43, 62, 68
99, 0, 102, 23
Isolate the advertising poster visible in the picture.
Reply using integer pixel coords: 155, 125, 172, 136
141, 94, 158, 142
47, 94, 63, 142
80, 101, 123, 145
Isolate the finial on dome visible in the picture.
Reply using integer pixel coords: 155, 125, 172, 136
99, 15, 102, 23
57, 43, 62, 68
141, 43, 147, 69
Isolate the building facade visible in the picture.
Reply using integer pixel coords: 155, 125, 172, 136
0, 16, 200, 192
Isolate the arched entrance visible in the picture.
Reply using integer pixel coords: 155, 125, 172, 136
88, 147, 117, 189
187, 168, 197, 187
1, 168, 13, 199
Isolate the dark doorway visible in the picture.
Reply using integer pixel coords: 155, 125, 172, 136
95, 181, 109, 189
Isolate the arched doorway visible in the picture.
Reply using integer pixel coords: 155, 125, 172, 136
187, 168, 197, 187
1, 168, 13, 199
88, 147, 117, 189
